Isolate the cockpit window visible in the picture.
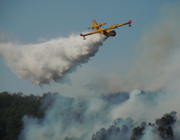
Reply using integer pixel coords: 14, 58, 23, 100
110, 31, 116, 34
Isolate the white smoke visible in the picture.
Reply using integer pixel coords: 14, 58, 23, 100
140, 126, 162, 140
19, 93, 114, 140
0, 34, 106, 86
18, 90, 180, 140
111, 89, 180, 124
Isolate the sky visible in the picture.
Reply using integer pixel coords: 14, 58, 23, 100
0, 0, 178, 96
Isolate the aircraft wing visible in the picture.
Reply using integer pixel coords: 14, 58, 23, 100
80, 30, 102, 37
104, 20, 132, 30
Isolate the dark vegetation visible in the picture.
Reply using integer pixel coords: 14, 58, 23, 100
90, 111, 177, 140
0, 91, 49, 140
0, 91, 178, 140
90, 111, 176, 140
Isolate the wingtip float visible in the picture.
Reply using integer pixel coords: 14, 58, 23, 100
80, 19, 132, 40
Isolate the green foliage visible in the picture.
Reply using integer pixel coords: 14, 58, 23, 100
158, 125, 174, 139
131, 125, 144, 140
130, 122, 148, 140
166, 126, 174, 137
155, 113, 176, 127
92, 128, 107, 140
156, 112, 176, 139
91, 124, 130, 140
0, 92, 45, 140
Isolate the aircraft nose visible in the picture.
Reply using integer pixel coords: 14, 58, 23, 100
112, 32, 116, 36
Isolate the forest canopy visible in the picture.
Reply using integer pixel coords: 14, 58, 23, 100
0, 91, 179, 140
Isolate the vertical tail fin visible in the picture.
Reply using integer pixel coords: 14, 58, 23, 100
93, 19, 99, 31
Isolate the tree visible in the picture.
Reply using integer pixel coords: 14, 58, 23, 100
156, 112, 176, 139
155, 113, 176, 127
0, 92, 46, 140
92, 128, 107, 140
130, 125, 145, 140
166, 126, 174, 138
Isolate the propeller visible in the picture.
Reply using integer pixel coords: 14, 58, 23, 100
116, 23, 119, 29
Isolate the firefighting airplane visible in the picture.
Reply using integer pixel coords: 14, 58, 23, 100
80, 19, 132, 40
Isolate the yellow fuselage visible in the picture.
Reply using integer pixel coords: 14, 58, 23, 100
97, 28, 116, 37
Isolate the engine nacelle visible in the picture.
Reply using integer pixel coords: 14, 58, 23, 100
110, 25, 116, 28
91, 25, 94, 29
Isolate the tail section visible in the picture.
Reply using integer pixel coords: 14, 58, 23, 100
93, 19, 99, 31
87, 19, 106, 30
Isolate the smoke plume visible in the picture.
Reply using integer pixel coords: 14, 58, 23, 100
125, 1, 180, 92
19, 92, 129, 140
0, 34, 106, 86
19, 90, 180, 140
